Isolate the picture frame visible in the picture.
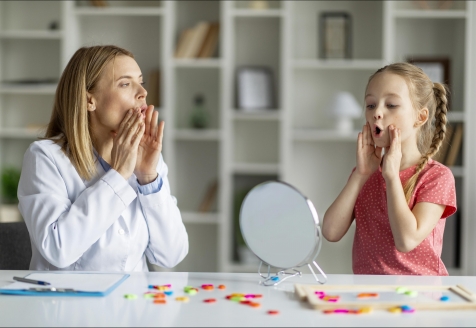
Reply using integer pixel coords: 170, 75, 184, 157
236, 66, 275, 111
319, 12, 352, 59
408, 57, 450, 86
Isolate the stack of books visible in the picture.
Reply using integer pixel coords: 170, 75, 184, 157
433, 123, 463, 167
175, 21, 220, 59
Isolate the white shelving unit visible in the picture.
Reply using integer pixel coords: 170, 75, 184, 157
0, 0, 475, 276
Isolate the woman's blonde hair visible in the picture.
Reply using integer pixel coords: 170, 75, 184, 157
367, 62, 449, 204
45, 45, 134, 180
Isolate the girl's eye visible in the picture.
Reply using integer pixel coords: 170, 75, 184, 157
387, 104, 398, 108
366, 104, 375, 109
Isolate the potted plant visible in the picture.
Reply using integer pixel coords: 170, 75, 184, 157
0, 167, 22, 222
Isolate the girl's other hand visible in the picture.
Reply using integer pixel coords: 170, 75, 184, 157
382, 125, 402, 182
356, 122, 382, 177
135, 105, 164, 185
111, 108, 145, 180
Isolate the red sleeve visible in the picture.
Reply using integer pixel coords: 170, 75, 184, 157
413, 164, 457, 219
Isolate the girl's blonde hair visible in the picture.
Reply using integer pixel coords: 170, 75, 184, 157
367, 62, 449, 203
45, 45, 134, 180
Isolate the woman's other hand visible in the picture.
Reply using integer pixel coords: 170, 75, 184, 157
356, 122, 382, 178
135, 105, 164, 185
111, 108, 145, 180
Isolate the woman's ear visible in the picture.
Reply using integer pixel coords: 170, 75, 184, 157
86, 92, 96, 112
414, 107, 429, 127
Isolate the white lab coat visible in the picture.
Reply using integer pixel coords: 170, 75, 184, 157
18, 139, 188, 271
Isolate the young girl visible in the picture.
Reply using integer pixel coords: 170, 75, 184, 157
18, 45, 188, 271
322, 62, 456, 275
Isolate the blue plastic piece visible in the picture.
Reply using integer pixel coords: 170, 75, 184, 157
440, 296, 450, 302
270, 276, 280, 281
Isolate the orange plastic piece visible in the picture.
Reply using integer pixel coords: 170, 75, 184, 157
218, 285, 226, 290
267, 310, 279, 315
154, 299, 166, 304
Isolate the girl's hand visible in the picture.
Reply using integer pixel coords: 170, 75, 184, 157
135, 105, 165, 185
382, 125, 402, 182
356, 122, 382, 177
111, 108, 145, 180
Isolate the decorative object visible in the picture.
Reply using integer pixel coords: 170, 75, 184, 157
248, 1, 269, 10
327, 92, 362, 133
413, 0, 454, 10
319, 12, 352, 59
236, 66, 275, 111
408, 57, 451, 108
0, 167, 22, 223
190, 94, 209, 129
408, 57, 450, 85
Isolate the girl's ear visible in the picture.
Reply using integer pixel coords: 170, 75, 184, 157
86, 92, 96, 112
414, 107, 429, 127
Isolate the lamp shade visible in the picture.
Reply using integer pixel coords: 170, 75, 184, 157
327, 92, 362, 118
327, 92, 362, 132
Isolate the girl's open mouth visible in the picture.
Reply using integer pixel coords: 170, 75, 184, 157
374, 125, 383, 137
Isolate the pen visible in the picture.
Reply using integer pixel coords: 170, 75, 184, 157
13, 276, 51, 286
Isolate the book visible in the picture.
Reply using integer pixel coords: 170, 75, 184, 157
197, 22, 220, 58
175, 28, 194, 58
433, 124, 454, 163
198, 180, 218, 212
90, 0, 108, 7
445, 123, 463, 167
181, 21, 210, 58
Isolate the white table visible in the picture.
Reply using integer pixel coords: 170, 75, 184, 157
1, 270, 476, 327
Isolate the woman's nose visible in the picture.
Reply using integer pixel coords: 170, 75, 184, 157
138, 84, 147, 99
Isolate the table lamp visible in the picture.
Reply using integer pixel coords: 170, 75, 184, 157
327, 91, 362, 133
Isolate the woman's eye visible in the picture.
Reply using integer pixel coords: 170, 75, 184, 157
120, 83, 130, 87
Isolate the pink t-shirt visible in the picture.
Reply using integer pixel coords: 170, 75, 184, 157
352, 159, 457, 275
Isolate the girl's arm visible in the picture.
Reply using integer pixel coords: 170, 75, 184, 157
322, 171, 368, 241
323, 123, 382, 242
386, 177, 445, 252
383, 126, 445, 253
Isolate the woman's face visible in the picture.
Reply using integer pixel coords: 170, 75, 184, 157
88, 55, 148, 139
364, 72, 425, 149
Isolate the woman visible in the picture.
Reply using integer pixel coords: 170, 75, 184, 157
18, 45, 189, 271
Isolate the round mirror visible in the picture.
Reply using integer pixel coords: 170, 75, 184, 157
239, 181, 322, 271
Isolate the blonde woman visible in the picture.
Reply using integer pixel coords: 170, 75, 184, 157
18, 45, 188, 271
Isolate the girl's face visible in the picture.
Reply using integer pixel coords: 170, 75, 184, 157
365, 72, 424, 148
88, 55, 147, 138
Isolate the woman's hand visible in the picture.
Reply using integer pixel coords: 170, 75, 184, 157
356, 122, 382, 178
111, 108, 145, 180
135, 105, 164, 185
382, 125, 402, 182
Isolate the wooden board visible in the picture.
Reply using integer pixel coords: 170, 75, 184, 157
295, 284, 476, 310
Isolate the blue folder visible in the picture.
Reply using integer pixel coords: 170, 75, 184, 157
0, 272, 129, 297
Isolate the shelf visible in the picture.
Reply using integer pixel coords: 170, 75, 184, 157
0, 128, 45, 139
393, 10, 468, 19
0, 30, 63, 40
231, 9, 283, 17
173, 59, 223, 68
232, 110, 280, 121
293, 59, 384, 70
181, 212, 220, 225
174, 129, 220, 141
233, 163, 280, 175
0, 83, 57, 95
293, 129, 360, 142
448, 112, 465, 123
450, 166, 464, 178
75, 7, 164, 16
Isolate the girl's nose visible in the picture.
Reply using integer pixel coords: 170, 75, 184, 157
373, 109, 382, 120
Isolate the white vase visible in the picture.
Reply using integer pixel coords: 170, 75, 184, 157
0, 204, 22, 223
